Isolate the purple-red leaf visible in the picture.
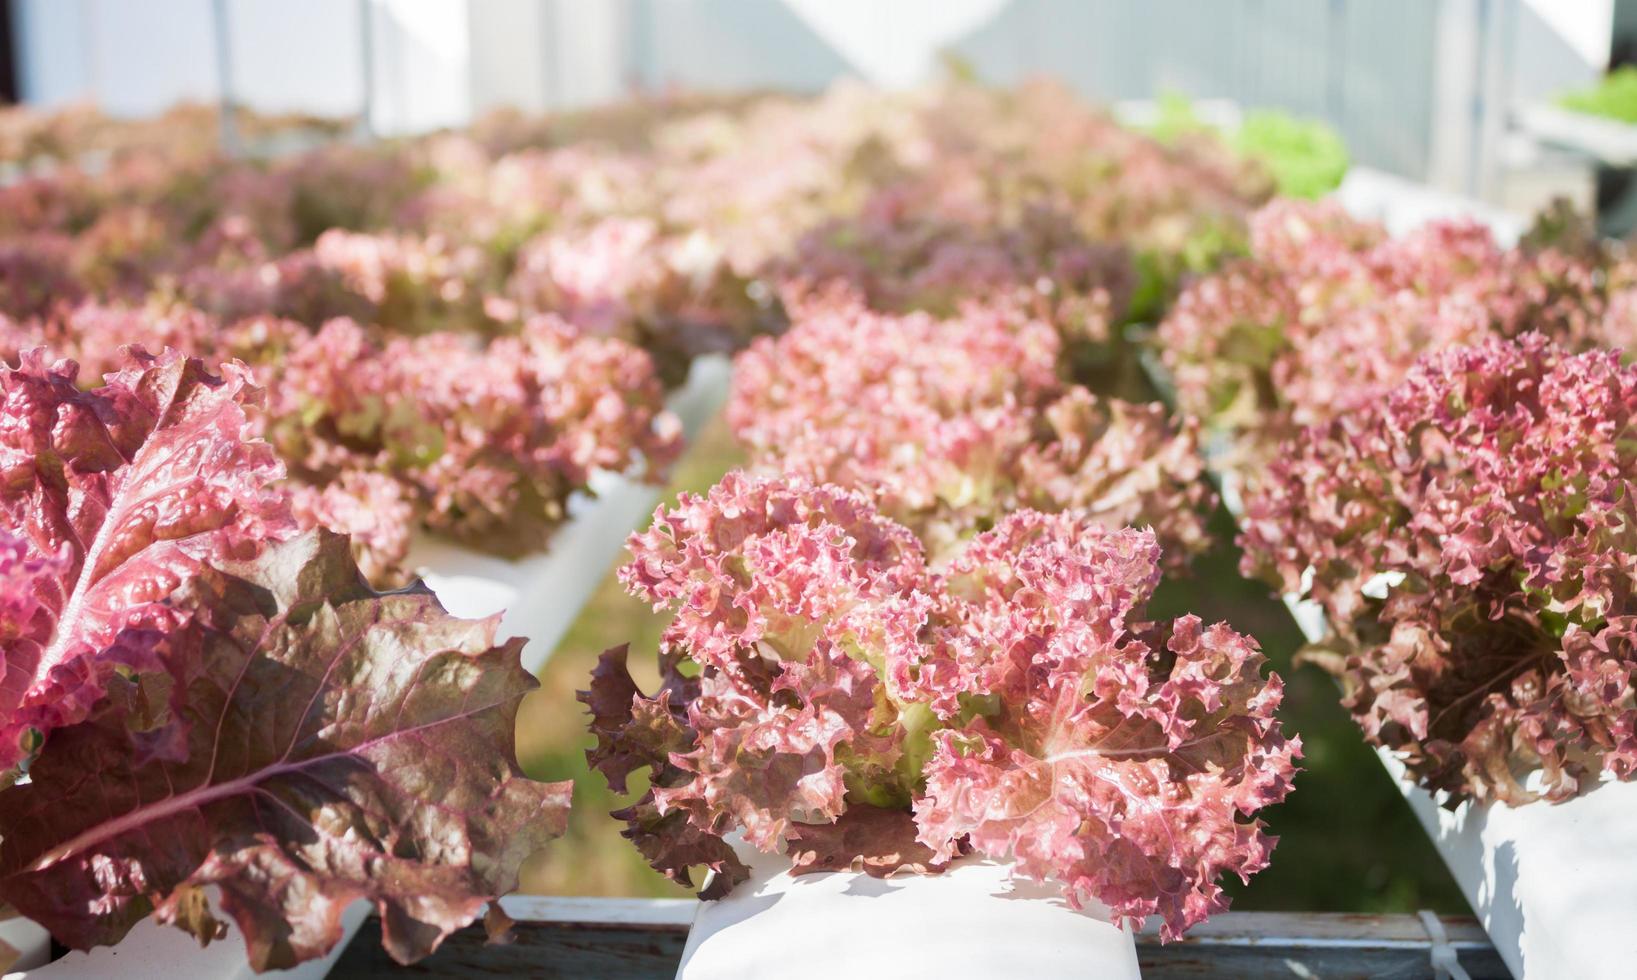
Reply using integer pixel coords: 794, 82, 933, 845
787, 804, 957, 879
0, 347, 288, 773
579, 644, 749, 898
0, 530, 571, 970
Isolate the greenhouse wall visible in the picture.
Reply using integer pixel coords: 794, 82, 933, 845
3, 0, 1615, 182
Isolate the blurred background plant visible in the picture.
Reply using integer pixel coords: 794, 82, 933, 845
1559, 64, 1637, 122
1146, 91, 1349, 200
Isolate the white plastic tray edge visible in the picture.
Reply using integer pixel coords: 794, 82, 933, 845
1514, 102, 1637, 168
0, 918, 49, 976
7, 898, 369, 980
1332, 166, 1527, 247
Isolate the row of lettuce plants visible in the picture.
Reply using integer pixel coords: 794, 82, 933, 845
0, 83, 1282, 969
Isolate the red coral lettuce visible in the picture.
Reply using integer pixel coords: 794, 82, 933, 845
729, 292, 1211, 565
1157, 199, 1623, 474
916, 513, 1297, 940
589, 474, 1294, 939
1241, 334, 1637, 805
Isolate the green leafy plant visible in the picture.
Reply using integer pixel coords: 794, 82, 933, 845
1231, 110, 1349, 200
1559, 65, 1637, 124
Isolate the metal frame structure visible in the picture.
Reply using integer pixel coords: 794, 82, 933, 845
330, 899, 1508, 979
